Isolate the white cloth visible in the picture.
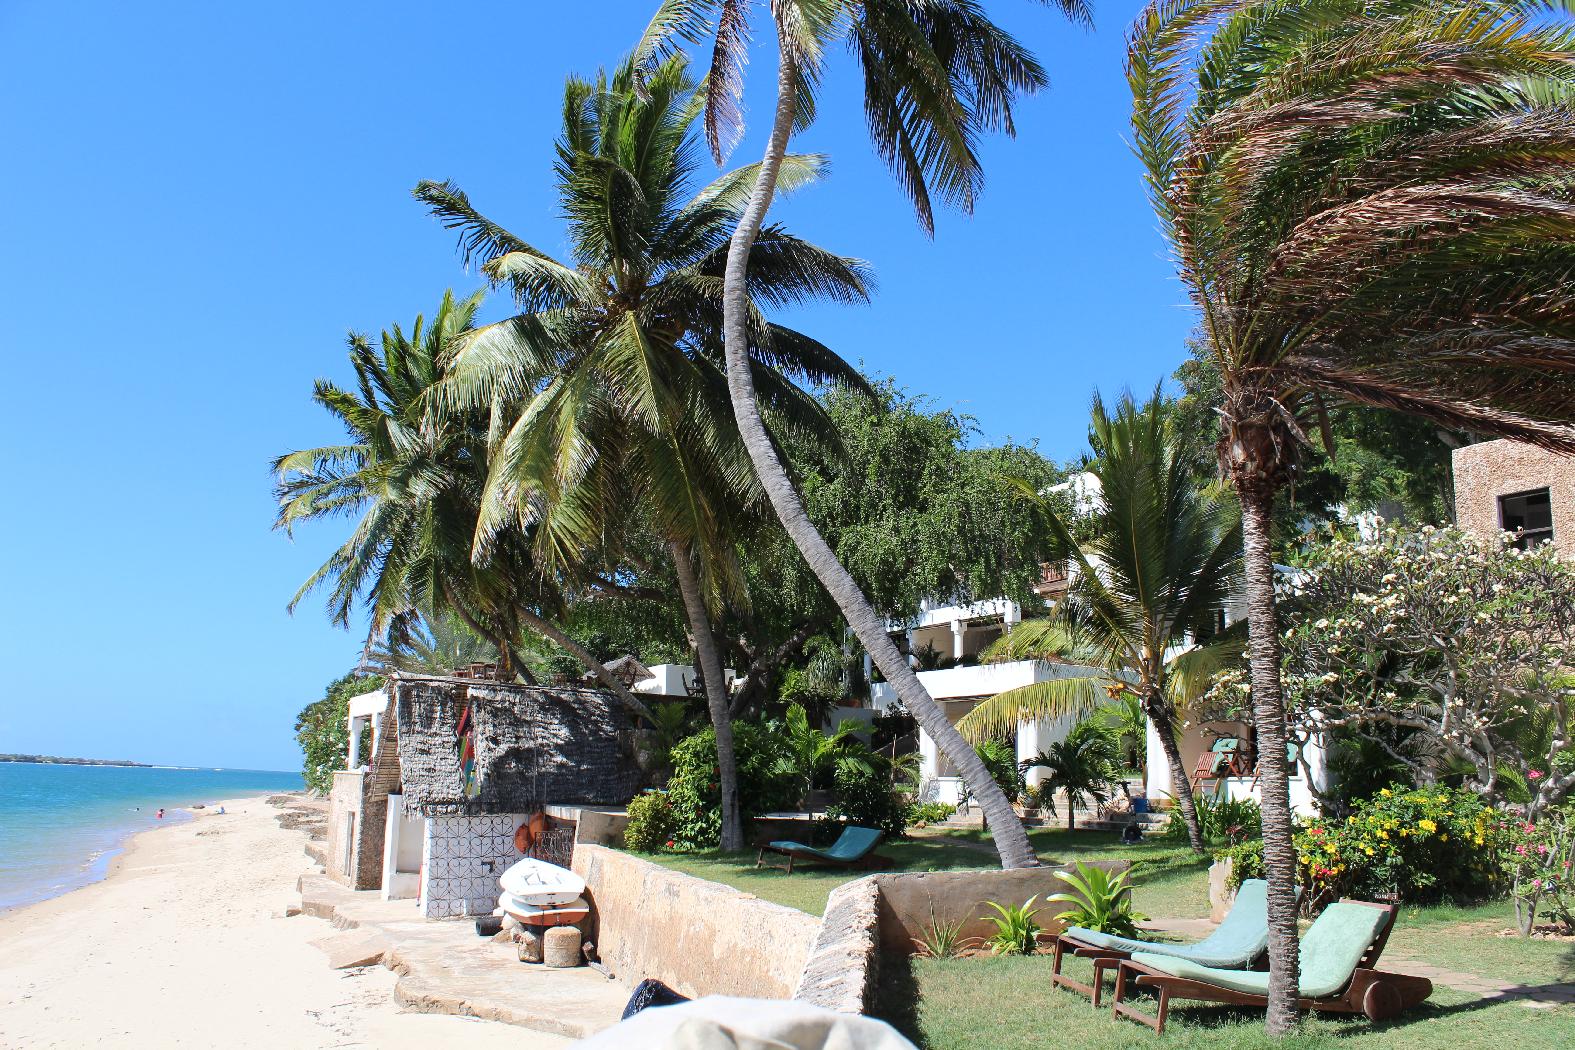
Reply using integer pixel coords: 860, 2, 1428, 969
574, 996, 917, 1050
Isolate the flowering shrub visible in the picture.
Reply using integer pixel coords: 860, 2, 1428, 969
1202, 525, 1575, 814
1221, 786, 1509, 904
622, 791, 677, 853
1504, 805, 1575, 935
666, 722, 798, 848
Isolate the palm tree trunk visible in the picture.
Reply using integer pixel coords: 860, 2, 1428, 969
514, 607, 658, 727
670, 539, 745, 852
716, 20, 1036, 871
1147, 696, 1205, 852
1238, 482, 1301, 1036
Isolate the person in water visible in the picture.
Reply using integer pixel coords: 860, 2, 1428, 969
155, 808, 164, 819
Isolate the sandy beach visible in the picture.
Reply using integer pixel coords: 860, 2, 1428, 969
0, 795, 568, 1049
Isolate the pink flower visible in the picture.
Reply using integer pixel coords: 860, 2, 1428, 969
1528, 769, 1544, 781
1516, 844, 1529, 856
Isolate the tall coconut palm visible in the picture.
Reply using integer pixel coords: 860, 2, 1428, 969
635, 0, 1093, 872
956, 389, 1242, 852
1128, 0, 1575, 1031
415, 56, 872, 850
273, 291, 657, 724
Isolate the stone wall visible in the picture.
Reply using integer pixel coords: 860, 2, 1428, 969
794, 861, 1131, 1014
1453, 439, 1575, 559
325, 772, 362, 886
421, 813, 532, 919
571, 843, 821, 1000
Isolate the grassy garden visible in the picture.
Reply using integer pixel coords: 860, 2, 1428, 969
639, 826, 1574, 1047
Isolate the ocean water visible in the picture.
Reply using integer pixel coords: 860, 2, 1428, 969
0, 763, 303, 912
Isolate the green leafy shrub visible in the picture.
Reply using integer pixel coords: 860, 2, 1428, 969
1222, 785, 1510, 904
907, 801, 957, 826
975, 739, 1026, 804
1047, 861, 1147, 937
981, 896, 1042, 955
826, 762, 910, 839
1157, 794, 1262, 846
667, 722, 798, 848
623, 791, 676, 853
294, 672, 383, 793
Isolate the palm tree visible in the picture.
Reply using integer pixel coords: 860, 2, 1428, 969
783, 705, 876, 818
1024, 719, 1119, 833
635, 0, 1093, 872
1128, 0, 1575, 1031
956, 390, 1241, 852
415, 56, 871, 850
273, 292, 656, 724
366, 610, 499, 675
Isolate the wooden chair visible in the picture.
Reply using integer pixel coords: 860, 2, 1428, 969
1050, 879, 1281, 1004
1109, 899, 1432, 1034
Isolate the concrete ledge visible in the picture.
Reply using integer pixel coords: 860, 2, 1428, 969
794, 875, 883, 1012
573, 843, 821, 1000
297, 866, 626, 1038
791, 860, 1133, 1014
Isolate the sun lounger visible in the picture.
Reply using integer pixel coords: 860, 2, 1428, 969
1051, 879, 1285, 1005
1109, 899, 1432, 1033
755, 825, 883, 874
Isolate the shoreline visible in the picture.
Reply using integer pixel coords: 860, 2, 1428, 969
0, 792, 265, 916
0, 792, 562, 1048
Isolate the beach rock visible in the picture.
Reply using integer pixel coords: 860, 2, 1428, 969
310, 928, 389, 969
516, 928, 544, 963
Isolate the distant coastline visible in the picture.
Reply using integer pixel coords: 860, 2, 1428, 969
0, 755, 151, 768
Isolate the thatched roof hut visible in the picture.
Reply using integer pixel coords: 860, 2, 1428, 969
392, 672, 639, 817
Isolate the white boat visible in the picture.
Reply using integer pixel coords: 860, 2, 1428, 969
497, 892, 590, 928
498, 857, 585, 905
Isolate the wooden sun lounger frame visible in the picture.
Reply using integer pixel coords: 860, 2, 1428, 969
1108, 900, 1433, 1034
754, 839, 883, 875
1049, 931, 1267, 1006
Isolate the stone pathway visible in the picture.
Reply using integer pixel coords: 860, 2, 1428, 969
297, 872, 628, 1038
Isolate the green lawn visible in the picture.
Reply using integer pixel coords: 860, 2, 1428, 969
645, 829, 1574, 1047
877, 955, 1572, 1050
643, 835, 1000, 916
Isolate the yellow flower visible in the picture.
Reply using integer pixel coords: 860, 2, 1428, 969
1380, 789, 1392, 797
1418, 819, 1437, 833
1377, 831, 1389, 840
1364, 846, 1376, 855
1299, 856, 1311, 866
1324, 843, 1338, 854
1440, 834, 1449, 842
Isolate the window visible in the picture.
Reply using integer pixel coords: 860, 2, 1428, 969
1499, 488, 1554, 549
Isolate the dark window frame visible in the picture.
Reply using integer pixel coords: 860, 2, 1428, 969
1498, 487, 1554, 549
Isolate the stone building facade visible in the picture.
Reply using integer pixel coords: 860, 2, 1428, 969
1452, 438, 1575, 559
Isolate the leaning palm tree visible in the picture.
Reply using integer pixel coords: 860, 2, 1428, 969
1128, 0, 1575, 1032
416, 56, 871, 850
635, 0, 1093, 872
956, 390, 1242, 852
273, 292, 656, 724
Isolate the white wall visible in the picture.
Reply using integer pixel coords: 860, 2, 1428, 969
1145, 721, 1330, 815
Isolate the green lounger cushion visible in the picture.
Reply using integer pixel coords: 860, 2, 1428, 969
1065, 880, 1273, 968
1129, 901, 1389, 999
768, 825, 883, 863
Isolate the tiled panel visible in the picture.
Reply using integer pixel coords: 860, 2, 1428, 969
420, 813, 529, 919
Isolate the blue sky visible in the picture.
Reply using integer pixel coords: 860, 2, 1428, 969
0, 1, 1193, 770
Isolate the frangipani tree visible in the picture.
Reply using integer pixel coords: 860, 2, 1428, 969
636, 0, 1094, 872
1129, 0, 1575, 1030
957, 390, 1242, 851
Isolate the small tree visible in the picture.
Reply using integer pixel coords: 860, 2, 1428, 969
1024, 720, 1119, 833
1208, 526, 1575, 816
295, 672, 383, 793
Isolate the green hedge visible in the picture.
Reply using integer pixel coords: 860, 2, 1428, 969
667, 722, 798, 848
